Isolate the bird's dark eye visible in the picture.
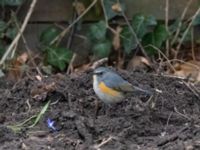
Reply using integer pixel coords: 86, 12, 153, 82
94, 71, 103, 75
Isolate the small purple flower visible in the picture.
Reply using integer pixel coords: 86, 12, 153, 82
47, 118, 57, 131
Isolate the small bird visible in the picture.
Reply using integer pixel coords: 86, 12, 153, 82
93, 67, 151, 105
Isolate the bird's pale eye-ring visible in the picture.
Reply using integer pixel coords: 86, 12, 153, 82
93, 71, 104, 76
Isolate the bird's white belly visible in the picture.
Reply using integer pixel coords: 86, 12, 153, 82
93, 75, 124, 104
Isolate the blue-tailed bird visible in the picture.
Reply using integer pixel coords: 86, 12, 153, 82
93, 67, 151, 105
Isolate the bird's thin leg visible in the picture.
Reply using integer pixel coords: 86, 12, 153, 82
94, 99, 100, 119
105, 104, 114, 116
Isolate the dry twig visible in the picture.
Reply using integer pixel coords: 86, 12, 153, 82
166, 112, 173, 128
50, 0, 98, 45
146, 45, 176, 72
90, 58, 108, 70
165, 0, 170, 57
93, 136, 116, 150
171, 0, 193, 45
100, 0, 139, 47
12, 13, 42, 76
183, 81, 200, 99
120, 10, 149, 60
174, 106, 191, 120
67, 53, 77, 74
157, 126, 188, 146
26, 99, 31, 113
0, 0, 38, 66
65, 1, 85, 75
175, 6, 200, 57
191, 27, 195, 60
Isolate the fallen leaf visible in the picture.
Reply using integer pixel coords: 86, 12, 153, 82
112, 26, 122, 50
127, 56, 151, 71
172, 60, 200, 81
31, 82, 56, 101
17, 52, 28, 64
7, 52, 29, 81
35, 75, 42, 81
7, 60, 21, 81
74, 63, 91, 73
73, 2, 85, 16
112, 3, 122, 13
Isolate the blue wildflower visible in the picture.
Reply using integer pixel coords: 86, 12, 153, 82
47, 118, 57, 131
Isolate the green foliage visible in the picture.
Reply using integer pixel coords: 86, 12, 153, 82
142, 25, 169, 55
168, 19, 180, 34
0, 21, 6, 57
87, 14, 166, 58
87, 21, 112, 58
169, 19, 192, 44
0, 20, 18, 58
1, 0, 196, 72
5, 27, 17, 40
192, 15, 200, 26
0, 19, 18, 40
40, 26, 73, 71
0, 20, 7, 34
7, 100, 50, 133
0, 1, 25, 60
121, 26, 137, 54
103, 0, 125, 20
0, 0, 24, 6
93, 40, 111, 58
132, 14, 157, 38
46, 47, 73, 71
40, 26, 61, 46
0, 43, 6, 57
121, 14, 157, 54
88, 20, 107, 42
28, 100, 50, 128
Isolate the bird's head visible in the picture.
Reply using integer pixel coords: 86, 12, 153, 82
93, 67, 110, 82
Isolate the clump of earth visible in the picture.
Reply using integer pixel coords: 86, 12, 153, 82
0, 69, 200, 150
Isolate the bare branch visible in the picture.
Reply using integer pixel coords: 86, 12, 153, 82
50, 0, 98, 45
175, 6, 200, 58
0, 0, 38, 66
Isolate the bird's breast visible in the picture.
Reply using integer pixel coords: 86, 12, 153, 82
98, 82, 120, 97
93, 75, 124, 104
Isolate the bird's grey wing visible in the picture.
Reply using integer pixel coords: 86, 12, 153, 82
103, 72, 134, 92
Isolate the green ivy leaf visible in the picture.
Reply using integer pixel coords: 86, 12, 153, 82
93, 40, 111, 58
192, 15, 200, 25
6, 27, 17, 40
0, 42, 6, 57
40, 26, 61, 46
169, 19, 180, 34
46, 47, 73, 71
169, 19, 192, 44
154, 25, 169, 46
121, 14, 157, 54
142, 25, 169, 55
132, 14, 157, 39
103, 0, 125, 20
0, 20, 6, 33
121, 26, 137, 54
142, 33, 155, 55
0, 0, 24, 6
179, 28, 192, 43
87, 21, 107, 42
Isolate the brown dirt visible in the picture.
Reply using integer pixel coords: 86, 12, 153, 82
0, 69, 200, 150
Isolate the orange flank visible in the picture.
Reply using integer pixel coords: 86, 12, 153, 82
98, 82, 120, 96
